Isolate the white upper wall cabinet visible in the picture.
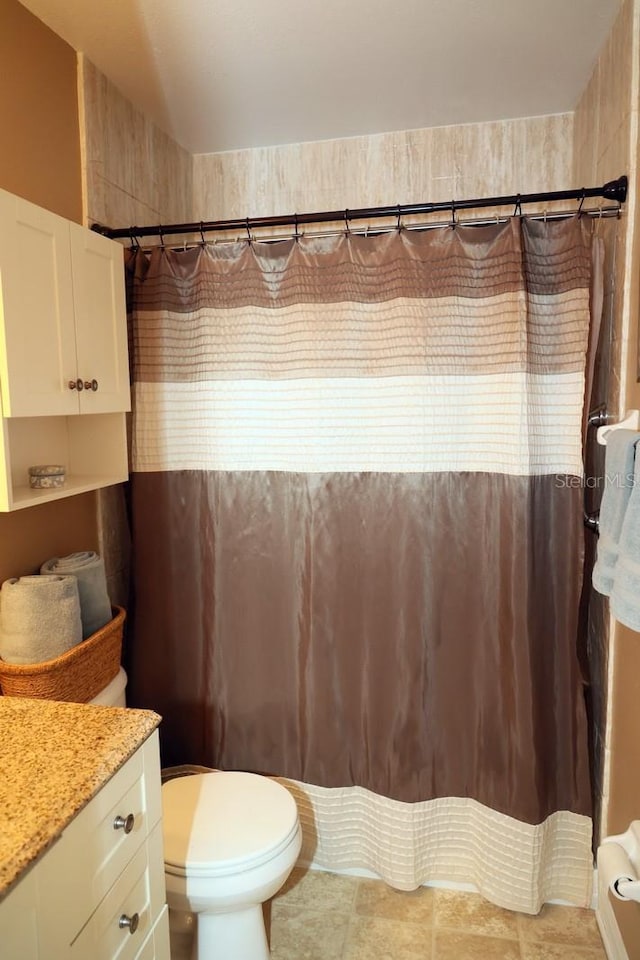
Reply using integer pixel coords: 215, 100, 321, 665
0, 188, 131, 510
69, 223, 131, 415
0, 188, 130, 418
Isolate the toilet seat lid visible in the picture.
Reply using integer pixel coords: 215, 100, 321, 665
162, 771, 300, 877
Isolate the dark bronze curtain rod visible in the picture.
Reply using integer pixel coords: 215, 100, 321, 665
91, 175, 628, 241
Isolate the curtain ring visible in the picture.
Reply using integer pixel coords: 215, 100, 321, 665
577, 189, 586, 218
397, 204, 402, 232
344, 209, 350, 236
513, 195, 522, 218
450, 200, 457, 229
158, 224, 165, 249
294, 213, 300, 242
246, 218, 252, 243
129, 228, 140, 250
200, 221, 206, 245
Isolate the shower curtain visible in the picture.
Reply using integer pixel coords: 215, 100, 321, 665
127, 216, 596, 913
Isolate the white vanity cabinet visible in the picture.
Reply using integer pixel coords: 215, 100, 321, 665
0, 187, 130, 510
0, 731, 169, 960
0, 868, 40, 958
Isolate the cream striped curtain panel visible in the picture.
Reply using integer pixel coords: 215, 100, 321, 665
127, 217, 595, 912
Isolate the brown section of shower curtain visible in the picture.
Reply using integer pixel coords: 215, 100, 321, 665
128, 468, 591, 826
129, 217, 592, 313
127, 218, 592, 383
579, 222, 615, 850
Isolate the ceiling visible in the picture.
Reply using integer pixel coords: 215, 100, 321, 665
20, 0, 623, 155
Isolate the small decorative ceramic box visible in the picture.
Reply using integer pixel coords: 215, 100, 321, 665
28, 465, 66, 489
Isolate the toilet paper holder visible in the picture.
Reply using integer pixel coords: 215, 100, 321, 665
601, 821, 640, 902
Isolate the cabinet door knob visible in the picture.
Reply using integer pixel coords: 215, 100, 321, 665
83, 379, 99, 392
68, 378, 83, 391
113, 813, 135, 834
118, 912, 139, 935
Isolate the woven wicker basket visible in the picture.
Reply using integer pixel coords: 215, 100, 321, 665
0, 606, 125, 703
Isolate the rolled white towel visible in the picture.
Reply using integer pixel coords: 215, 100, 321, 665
0, 575, 82, 665
41, 552, 112, 639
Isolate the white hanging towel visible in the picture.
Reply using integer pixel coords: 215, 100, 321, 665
592, 429, 640, 596
611, 443, 640, 631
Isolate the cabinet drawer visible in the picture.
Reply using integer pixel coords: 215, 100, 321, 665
70, 821, 165, 960
39, 733, 162, 945
132, 906, 169, 960
66, 754, 147, 930
133, 931, 155, 960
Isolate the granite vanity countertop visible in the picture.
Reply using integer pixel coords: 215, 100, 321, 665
0, 696, 161, 899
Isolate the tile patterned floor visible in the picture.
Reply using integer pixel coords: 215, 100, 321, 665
170, 867, 608, 959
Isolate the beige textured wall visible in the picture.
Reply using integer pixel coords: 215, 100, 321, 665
574, 0, 640, 953
193, 113, 574, 222
573, 0, 636, 419
80, 55, 194, 230
78, 56, 194, 608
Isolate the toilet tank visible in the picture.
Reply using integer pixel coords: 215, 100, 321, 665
89, 666, 127, 706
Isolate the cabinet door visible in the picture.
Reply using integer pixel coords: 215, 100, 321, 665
0, 189, 79, 416
0, 869, 41, 960
70, 224, 131, 414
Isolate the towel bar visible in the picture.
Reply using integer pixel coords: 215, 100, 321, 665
583, 409, 640, 533
597, 409, 640, 445
582, 405, 611, 534
584, 510, 600, 533
587, 405, 609, 428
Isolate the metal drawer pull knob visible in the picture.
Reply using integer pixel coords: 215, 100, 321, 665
113, 813, 135, 834
68, 378, 83, 391
84, 379, 99, 391
119, 912, 139, 935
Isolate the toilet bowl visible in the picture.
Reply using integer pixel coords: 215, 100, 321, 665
162, 770, 301, 960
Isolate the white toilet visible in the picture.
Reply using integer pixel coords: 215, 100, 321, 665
89, 666, 128, 706
162, 770, 302, 960
88, 670, 301, 958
